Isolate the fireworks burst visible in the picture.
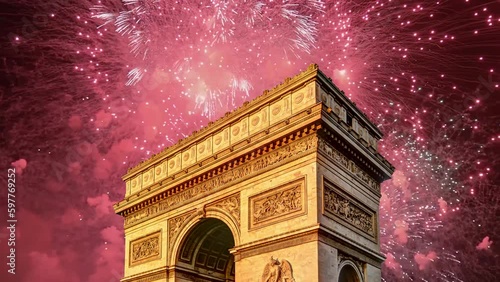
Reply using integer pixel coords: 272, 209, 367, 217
1, 0, 499, 281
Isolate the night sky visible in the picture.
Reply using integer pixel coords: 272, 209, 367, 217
1, 1, 499, 281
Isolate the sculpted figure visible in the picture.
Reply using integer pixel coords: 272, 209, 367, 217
261, 256, 296, 282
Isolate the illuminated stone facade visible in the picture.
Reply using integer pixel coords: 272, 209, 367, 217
114, 64, 394, 282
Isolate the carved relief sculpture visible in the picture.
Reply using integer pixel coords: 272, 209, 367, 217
261, 256, 296, 282
208, 193, 241, 225
114, 65, 394, 282
124, 135, 317, 228
250, 178, 305, 228
168, 211, 195, 247
318, 138, 379, 191
337, 253, 364, 270
130, 231, 161, 266
323, 181, 375, 237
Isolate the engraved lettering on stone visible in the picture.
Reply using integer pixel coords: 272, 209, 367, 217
324, 185, 374, 236
261, 256, 296, 282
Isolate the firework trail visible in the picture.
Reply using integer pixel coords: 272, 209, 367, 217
1, 0, 499, 281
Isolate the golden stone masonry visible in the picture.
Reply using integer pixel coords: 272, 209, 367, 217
114, 64, 394, 282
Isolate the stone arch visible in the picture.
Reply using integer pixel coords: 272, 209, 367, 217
204, 205, 241, 241
338, 260, 363, 282
172, 217, 236, 281
169, 207, 240, 266
115, 66, 393, 282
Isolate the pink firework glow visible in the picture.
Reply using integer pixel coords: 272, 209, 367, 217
1, 0, 499, 281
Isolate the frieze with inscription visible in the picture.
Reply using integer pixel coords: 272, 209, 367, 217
318, 138, 379, 191
124, 135, 318, 227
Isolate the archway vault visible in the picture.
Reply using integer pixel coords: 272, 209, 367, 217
168, 206, 241, 266
338, 260, 364, 282
174, 218, 235, 281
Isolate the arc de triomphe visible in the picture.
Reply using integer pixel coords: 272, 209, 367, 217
113, 64, 394, 282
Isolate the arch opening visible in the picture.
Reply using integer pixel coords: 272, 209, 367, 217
176, 218, 235, 281
338, 264, 361, 282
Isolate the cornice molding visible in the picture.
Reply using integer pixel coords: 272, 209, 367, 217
115, 64, 395, 225
319, 105, 394, 177
116, 102, 322, 211
124, 64, 321, 179
120, 128, 321, 227
121, 63, 390, 189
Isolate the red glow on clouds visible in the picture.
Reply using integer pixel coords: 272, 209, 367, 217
11, 159, 27, 175
1, 0, 499, 281
414, 251, 437, 270
476, 236, 493, 250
